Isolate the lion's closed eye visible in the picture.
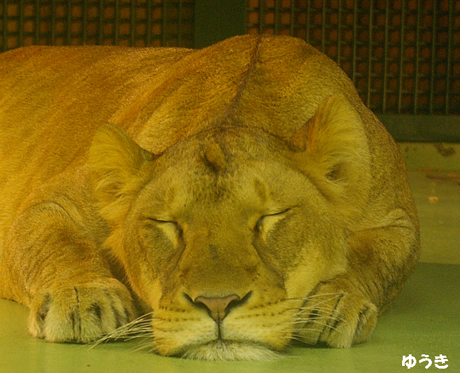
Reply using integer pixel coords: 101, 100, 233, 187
254, 209, 291, 240
145, 218, 183, 246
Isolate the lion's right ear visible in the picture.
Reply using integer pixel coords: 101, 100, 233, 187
286, 96, 371, 219
88, 123, 154, 226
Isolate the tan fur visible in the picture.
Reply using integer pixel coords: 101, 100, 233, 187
0, 35, 419, 360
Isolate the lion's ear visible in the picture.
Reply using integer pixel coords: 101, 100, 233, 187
288, 96, 371, 211
88, 123, 154, 225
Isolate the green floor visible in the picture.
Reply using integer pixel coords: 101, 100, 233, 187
1, 144, 459, 373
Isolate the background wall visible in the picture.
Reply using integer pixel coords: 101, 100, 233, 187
1, 0, 459, 141
0, 0, 195, 49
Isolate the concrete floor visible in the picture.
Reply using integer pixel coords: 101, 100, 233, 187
402, 142, 460, 265
0, 143, 459, 373
409, 169, 460, 265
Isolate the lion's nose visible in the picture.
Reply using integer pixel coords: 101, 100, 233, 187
192, 294, 247, 323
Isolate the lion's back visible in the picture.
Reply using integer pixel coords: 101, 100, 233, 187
0, 35, 415, 252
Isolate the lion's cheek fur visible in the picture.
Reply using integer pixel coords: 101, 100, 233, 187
284, 247, 347, 302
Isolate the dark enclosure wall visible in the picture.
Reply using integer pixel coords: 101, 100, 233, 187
1, 0, 459, 141
0, 1, 195, 48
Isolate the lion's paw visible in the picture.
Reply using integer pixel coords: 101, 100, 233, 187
295, 282, 378, 348
28, 278, 136, 343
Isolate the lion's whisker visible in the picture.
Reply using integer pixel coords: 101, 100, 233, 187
91, 312, 154, 348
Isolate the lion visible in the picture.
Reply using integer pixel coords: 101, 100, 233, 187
0, 34, 420, 360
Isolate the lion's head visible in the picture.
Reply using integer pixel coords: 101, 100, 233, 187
88, 96, 370, 360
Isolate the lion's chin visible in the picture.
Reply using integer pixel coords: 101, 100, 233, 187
177, 340, 280, 361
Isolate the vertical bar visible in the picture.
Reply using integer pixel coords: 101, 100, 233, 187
397, 0, 406, 114
82, 0, 87, 44
321, 0, 326, 53
429, 0, 437, 114
337, 0, 342, 65
194, 0, 246, 48
445, 0, 453, 114
34, 0, 40, 44
18, 0, 24, 46
51, 0, 56, 45
413, 2, 421, 114
382, 0, 390, 113
290, 0, 295, 35
274, 0, 279, 35
161, 0, 168, 47
129, 0, 135, 46
351, 0, 357, 84
306, 0, 311, 43
2, 0, 6, 51
114, 0, 119, 45
146, 0, 151, 46
259, 0, 264, 34
178, 0, 183, 46
98, 0, 104, 45
67, 0, 72, 45
366, 0, 373, 108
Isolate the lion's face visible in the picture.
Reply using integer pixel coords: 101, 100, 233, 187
89, 97, 368, 360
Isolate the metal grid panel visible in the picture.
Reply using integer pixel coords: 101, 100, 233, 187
0, 0, 194, 51
247, 0, 460, 115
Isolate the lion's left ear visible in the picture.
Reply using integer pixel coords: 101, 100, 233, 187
288, 96, 371, 211
88, 123, 154, 227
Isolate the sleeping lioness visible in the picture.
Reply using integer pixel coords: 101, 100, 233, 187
0, 35, 419, 360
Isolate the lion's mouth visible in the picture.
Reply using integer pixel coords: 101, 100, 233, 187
176, 340, 279, 361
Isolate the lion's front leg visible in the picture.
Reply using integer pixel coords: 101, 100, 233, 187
2, 201, 136, 343
295, 222, 419, 348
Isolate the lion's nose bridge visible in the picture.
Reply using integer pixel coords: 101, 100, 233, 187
179, 228, 258, 297
181, 243, 257, 291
